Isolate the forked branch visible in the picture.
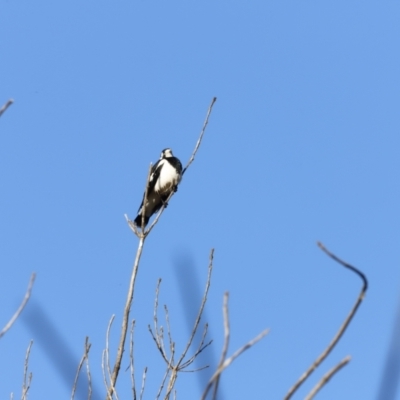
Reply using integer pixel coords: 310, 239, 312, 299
284, 242, 368, 400
305, 356, 351, 400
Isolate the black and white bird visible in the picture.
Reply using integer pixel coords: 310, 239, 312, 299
134, 148, 183, 228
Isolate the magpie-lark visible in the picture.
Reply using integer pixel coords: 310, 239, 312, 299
134, 148, 183, 228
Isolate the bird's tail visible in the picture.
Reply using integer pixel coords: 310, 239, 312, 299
134, 213, 150, 229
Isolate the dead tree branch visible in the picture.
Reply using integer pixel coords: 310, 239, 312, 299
284, 242, 368, 400
108, 98, 216, 399
305, 356, 351, 400
0, 273, 36, 339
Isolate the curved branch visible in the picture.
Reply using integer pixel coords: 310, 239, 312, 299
0, 273, 36, 339
284, 242, 368, 400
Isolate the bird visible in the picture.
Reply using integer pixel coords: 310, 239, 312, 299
134, 148, 183, 228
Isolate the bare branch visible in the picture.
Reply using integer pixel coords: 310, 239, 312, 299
109, 99, 216, 399
305, 356, 351, 400
0, 98, 14, 118
102, 350, 109, 397
71, 337, 92, 400
182, 97, 217, 176
21, 341, 33, 400
129, 320, 137, 400
212, 292, 230, 398
284, 242, 368, 400
105, 315, 118, 400
86, 339, 93, 400
139, 367, 147, 400
201, 293, 269, 400
108, 236, 145, 398
164, 305, 175, 361
1, 273, 36, 339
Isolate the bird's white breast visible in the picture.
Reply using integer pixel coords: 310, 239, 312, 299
155, 160, 181, 193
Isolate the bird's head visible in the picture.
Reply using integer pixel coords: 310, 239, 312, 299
160, 148, 173, 159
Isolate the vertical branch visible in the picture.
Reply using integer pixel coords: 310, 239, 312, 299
21, 341, 33, 400
212, 292, 230, 399
284, 242, 368, 400
129, 320, 137, 400
108, 236, 145, 398
85, 338, 93, 400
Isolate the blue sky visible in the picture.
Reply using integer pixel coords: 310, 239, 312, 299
1, 1, 400, 399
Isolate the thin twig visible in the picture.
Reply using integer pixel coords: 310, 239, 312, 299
0, 273, 36, 339
284, 242, 368, 400
182, 97, 217, 176
305, 356, 351, 400
85, 339, 93, 400
129, 320, 137, 400
164, 305, 175, 362
102, 350, 109, 396
212, 292, 230, 399
139, 367, 147, 400
21, 341, 33, 400
107, 316, 115, 383
0, 98, 13, 118
71, 337, 92, 400
154, 279, 162, 349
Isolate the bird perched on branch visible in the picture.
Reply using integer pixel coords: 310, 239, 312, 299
134, 148, 183, 228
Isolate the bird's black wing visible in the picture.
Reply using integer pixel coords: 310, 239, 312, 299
137, 160, 164, 212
